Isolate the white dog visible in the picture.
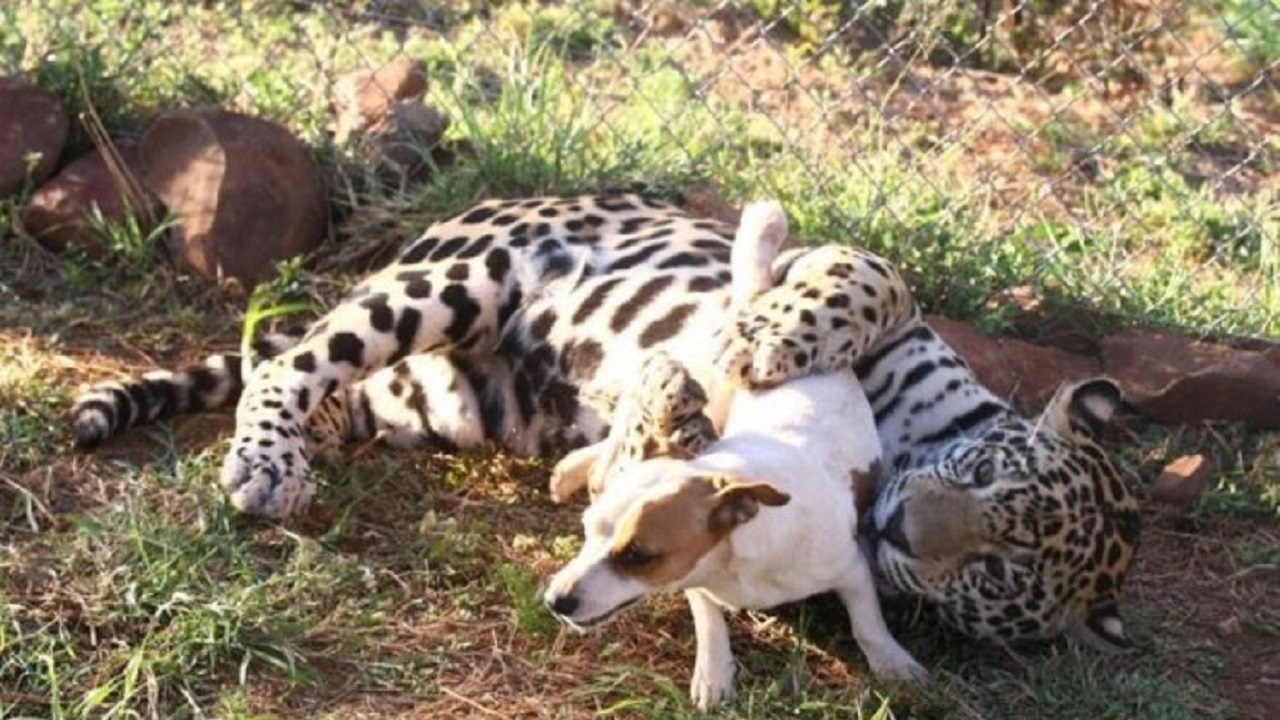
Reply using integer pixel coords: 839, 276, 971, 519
543, 202, 926, 709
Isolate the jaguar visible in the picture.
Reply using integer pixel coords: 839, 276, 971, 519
70, 190, 1140, 649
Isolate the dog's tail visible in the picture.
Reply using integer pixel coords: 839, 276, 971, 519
730, 200, 788, 310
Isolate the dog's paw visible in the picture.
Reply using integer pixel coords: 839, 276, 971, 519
548, 443, 605, 504
868, 647, 928, 683
690, 656, 736, 711
548, 464, 583, 504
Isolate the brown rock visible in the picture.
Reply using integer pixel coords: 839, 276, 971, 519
1101, 327, 1280, 428
647, 3, 691, 35
21, 145, 155, 257
332, 57, 428, 143
0, 77, 69, 197
928, 315, 1102, 410
1151, 454, 1216, 510
682, 187, 803, 254
137, 108, 326, 285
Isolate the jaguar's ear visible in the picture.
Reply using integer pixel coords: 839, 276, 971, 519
1039, 378, 1123, 441
1067, 596, 1135, 654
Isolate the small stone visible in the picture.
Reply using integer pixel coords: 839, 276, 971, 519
1151, 454, 1216, 511
332, 57, 429, 143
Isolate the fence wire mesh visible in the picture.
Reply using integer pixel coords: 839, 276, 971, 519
3, 0, 1278, 339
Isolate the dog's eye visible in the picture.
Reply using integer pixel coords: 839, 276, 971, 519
971, 458, 997, 487
612, 542, 654, 569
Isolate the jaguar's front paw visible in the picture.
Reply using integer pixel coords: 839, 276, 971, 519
712, 320, 804, 389
219, 430, 315, 518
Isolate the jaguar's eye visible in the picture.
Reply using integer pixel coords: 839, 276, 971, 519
612, 541, 655, 569
972, 458, 997, 487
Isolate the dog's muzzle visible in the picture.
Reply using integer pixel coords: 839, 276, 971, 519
544, 589, 639, 629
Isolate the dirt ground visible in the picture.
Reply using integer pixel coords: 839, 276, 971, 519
1127, 509, 1279, 720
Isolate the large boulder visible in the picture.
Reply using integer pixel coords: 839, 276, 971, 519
21, 145, 155, 257
136, 108, 326, 285
0, 77, 69, 198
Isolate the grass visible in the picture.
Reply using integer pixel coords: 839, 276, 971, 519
1212, 0, 1280, 69
1, 0, 1278, 718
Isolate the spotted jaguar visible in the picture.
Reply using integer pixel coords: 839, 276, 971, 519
70, 190, 1140, 650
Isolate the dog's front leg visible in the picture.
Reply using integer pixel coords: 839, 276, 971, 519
685, 588, 735, 710
835, 551, 928, 682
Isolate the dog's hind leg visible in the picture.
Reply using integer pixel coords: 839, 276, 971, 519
730, 200, 789, 310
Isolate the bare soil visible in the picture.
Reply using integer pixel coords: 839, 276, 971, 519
1128, 510, 1279, 720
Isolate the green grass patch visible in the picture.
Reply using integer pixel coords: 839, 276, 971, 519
936, 643, 1231, 720
1212, 0, 1280, 68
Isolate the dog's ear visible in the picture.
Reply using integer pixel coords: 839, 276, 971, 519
707, 475, 790, 535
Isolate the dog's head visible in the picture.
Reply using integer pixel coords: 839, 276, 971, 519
543, 458, 789, 628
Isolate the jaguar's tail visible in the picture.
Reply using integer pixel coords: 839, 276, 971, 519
69, 331, 303, 448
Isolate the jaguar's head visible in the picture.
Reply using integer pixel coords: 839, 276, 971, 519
870, 379, 1142, 651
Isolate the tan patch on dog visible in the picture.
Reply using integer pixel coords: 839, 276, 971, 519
608, 474, 789, 586
850, 460, 881, 511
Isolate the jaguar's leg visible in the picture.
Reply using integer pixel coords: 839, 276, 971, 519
305, 353, 489, 461
714, 246, 921, 388
221, 240, 521, 517
549, 351, 717, 503
550, 200, 792, 503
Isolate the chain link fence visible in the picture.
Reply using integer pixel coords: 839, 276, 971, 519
4, 0, 1278, 339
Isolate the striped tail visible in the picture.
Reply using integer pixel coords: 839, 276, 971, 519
69, 332, 303, 448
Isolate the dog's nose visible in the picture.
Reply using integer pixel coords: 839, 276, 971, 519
547, 593, 579, 617
880, 503, 914, 557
